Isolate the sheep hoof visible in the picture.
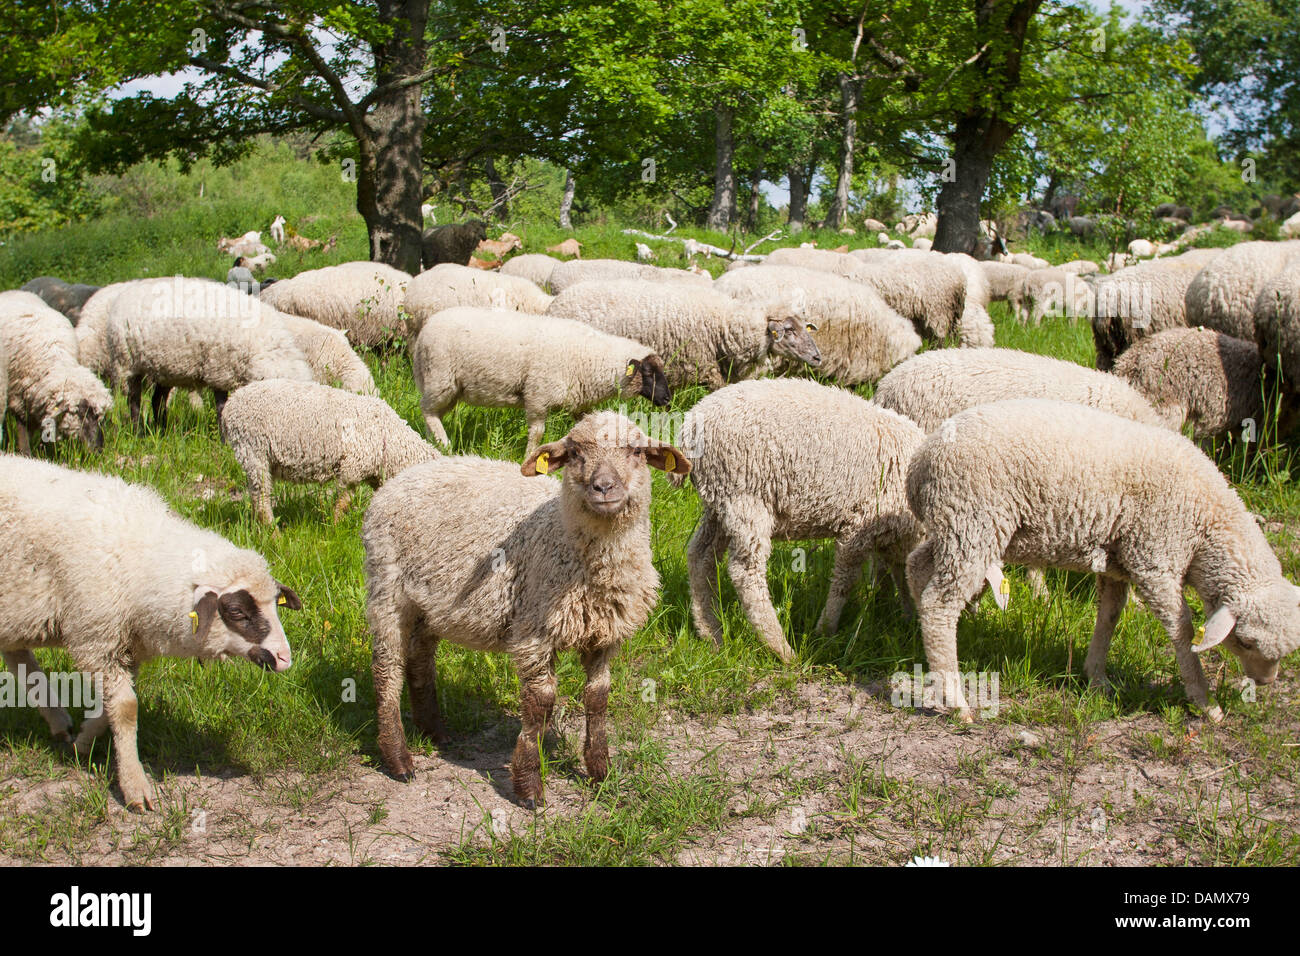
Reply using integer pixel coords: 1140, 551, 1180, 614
123, 783, 157, 813
1205, 705, 1224, 724
956, 708, 975, 725
523, 798, 536, 812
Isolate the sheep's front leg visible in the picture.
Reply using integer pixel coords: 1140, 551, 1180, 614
580, 647, 614, 784
913, 543, 987, 721
100, 664, 154, 811
727, 524, 795, 662
523, 409, 547, 460
686, 511, 728, 646
332, 486, 353, 524
1137, 580, 1221, 722
510, 653, 557, 808
212, 389, 229, 430
2, 651, 72, 743
816, 540, 870, 635
14, 419, 31, 455
1085, 575, 1128, 691
127, 376, 145, 429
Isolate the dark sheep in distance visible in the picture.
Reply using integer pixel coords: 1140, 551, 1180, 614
19, 276, 101, 325
420, 221, 488, 270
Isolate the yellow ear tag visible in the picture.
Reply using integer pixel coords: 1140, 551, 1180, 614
663, 451, 675, 471
1193, 626, 1205, 647
278, 595, 287, 606
626, 363, 636, 377
189, 611, 199, 633
806, 324, 815, 332
999, 579, 1010, 596
536, 452, 549, 475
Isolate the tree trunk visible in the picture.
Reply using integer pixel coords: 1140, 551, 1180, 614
933, 0, 1042, 254
745, 168, 762, 231
559, 168, 575, 228
824, 73, 860, 230
706, 105, 736, 232
356, 1, 429, 274
485, 157, 509, 221
933, 114, 1013, 254
787, 163, 807, 233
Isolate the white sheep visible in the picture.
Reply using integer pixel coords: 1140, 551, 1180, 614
259, 261, 413, 348
410, 306, 672, 457
75, 279, 157, 375
102, 276, 314, 429
0, 455, 302, 810
403, 263, 553, 335
978, 260, 1030, 302
682, 378, 925, 661
1008, 266, 1095, 325
1090, 249, 1224, 370
548, 258, 712, 293
363, 411, 689, 804
270, 215, 286, 244
499, 253, 564, 291
768, 246, 976, 347
1128, 239, 1158, 259
1184, 240, 1300, 341
221, 379, 438, 524
546, 278, 822, 389
1253, 259, 1300, 390
0, 290, 112, 453
905, 398, 1300, 721
872, 347, 1173, 433
1112, 327, 1276, 444
712, 264, 920, 385
279, 313, 377, 395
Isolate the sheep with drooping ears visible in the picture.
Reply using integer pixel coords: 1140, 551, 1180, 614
681, 378, 925, 662
0, 455, 302, 811
410, 306, 671, 457
363, 410, 689, 805
547, 278, 822, 389
712, 263, 920, 385
905, 398, 1300, 722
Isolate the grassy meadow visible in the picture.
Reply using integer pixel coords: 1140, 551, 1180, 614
1, 146, 1298, 866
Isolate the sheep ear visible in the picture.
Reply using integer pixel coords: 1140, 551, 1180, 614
191, 587, 219, 641
522, 440, 570, 476
646, 443, 690, 475
275, 581, 302, 611
1195, 605, 1236, 653
986, 565, 1010, 610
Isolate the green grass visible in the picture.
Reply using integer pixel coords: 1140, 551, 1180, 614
2, 144, 1298, 865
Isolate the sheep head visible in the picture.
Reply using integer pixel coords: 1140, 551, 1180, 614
190, 578, 301, 672
765, 313, 822, 369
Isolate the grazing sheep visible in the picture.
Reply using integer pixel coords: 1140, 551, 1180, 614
222, 379, 437, 524
0, 291, 112, 453
421, 221, 488, 269
773, 246, 978, 347
713, 264, 920, 385
500, 253, 563, 290
279, 314, 377, 394
683, 379, 925, 661
1112, 327, 1275, 443
1008, 266, 1095, 325
74, 279, 157, 375
548, 258, 712, 294
403, 263, 553, 335
1005, 252, 1050, 269
1184, 240, 1300, 341
635, 242, 656, 261
19, 277, 100, 324
1060, 260, 1100, 275
217, 231, 271, 258
546, 238, 583, 258
905, 398, 1300, 721
103, 277, 314, 429
547, 279, 821, 389
283, 233, 337, 253
1129, 239, 1158, 259
476, 232, 523, 259
259, 261, 413, 348
1090, 249, 1224, 371
411, 306, 671, 457
0, 455, 302, 811
978, 260, 1030, 303
364, 411, 689, 803
1254, 262, 1300, 389
872, 347, 1171, 432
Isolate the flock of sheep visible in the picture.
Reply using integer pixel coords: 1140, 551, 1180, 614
1, 226, 1299, 812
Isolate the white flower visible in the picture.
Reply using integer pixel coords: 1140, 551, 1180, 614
905, 855, 951, 867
